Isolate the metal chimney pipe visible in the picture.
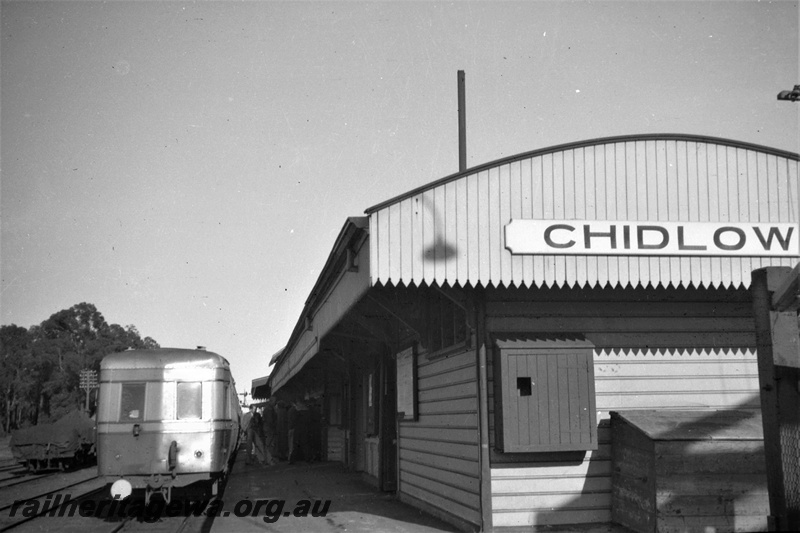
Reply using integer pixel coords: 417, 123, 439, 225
458, 70, 467, 172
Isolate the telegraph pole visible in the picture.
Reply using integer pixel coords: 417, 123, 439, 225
79, 369, 98, 412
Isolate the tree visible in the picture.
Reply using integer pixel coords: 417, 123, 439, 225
0, 325, 34, 433
0, 303, 159, 429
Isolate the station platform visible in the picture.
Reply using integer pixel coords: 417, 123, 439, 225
206, 454, 461, 533
205, 454, 633, 533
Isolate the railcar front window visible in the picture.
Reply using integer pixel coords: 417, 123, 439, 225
177, 382, 202, 420
120, 383, 146, 421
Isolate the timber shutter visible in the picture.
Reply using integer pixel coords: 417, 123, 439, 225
494, 335, 598, 452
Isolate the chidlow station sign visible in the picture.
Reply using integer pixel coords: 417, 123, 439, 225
506, 220, 799, 257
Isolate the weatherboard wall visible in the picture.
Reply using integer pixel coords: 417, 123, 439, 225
484, 285, 760, 529
397, 347, 482, 530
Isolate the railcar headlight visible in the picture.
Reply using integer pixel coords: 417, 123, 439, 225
195, 450, 203, 458
111, 479, 132, 500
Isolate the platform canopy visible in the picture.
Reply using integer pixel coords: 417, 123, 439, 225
251, 375, 271, 400
268, 217, 370, 392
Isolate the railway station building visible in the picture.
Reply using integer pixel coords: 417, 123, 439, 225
262, 134, 799, 531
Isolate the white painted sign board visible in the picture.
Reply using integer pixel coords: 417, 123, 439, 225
506, 220, 799, 257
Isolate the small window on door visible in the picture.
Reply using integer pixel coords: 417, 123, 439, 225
177, 382, 202, 420
365, 372, 378, 436
120, 383, 146, 421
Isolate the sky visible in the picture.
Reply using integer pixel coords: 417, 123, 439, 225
2, 0, 798, 398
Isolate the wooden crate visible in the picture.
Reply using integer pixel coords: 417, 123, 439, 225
611, 410, 769, 533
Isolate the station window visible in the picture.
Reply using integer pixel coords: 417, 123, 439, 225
177, 382, 203, 420
426, 291, 468, 356
120, 383, 146, 421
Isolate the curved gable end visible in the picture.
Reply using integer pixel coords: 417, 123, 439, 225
367, 134, 800, 290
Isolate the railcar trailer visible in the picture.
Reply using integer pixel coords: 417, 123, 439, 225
97, 347, 241, 504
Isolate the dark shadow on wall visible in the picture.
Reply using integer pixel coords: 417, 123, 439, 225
417, 194, 459, 263
489, 432, 617, 531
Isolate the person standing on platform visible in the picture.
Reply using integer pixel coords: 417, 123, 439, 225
243, 404, 266, 465
261, 397, 279, 465
241, 404, 253, 447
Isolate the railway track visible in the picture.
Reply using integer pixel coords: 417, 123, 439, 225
0, 477, 225, 533
0, 474, 106, 531
0, 472, 54, 491
107, 493, 223, 533
0, 460, 98, 491
0, 464, 27, 484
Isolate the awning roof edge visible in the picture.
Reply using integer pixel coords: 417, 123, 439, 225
268, 217, 370, 393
